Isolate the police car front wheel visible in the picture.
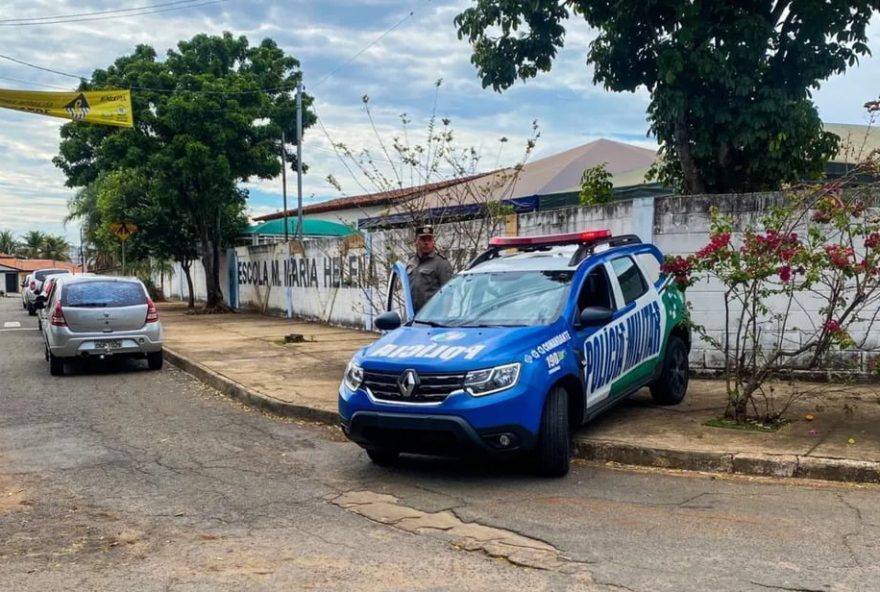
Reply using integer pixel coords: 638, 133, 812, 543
536, 386, 571, 477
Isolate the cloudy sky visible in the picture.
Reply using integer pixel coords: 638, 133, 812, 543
1, 0, 879, 244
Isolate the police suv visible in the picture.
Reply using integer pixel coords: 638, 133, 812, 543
338, 230, 690, 476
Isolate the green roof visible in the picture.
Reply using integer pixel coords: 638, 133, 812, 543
244, 218, 356, 237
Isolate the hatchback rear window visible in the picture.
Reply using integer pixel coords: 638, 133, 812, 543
62, 281, 147, 307
35, 269, 69, 281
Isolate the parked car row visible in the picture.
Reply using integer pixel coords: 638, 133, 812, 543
23, 269, 165, 376
21, 267, 71, 315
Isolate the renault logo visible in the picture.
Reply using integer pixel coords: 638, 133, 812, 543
397, 369, 420, 397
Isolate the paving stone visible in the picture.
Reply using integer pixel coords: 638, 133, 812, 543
332, 490, 399, 508
396, 510, 461, 533
351, 501, 424, 524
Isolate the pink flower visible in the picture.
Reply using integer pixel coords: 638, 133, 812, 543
778, 265, 792, 282
824, 320, 841, 334
865, 233, 880, 250
824, 245, 854, 269
695, 232, 731, 259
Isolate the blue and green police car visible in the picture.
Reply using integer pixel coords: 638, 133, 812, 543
338, 230, 690, 476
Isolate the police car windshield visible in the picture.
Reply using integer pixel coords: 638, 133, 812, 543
416, 270, 574, 327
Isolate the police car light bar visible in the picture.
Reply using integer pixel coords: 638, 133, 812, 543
488, 229, 612, 249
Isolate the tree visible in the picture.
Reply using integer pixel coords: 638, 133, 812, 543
66, 184, 117, 271
325, 85, 538, 318
42, 235, 72, 261
579, 163, 614, 206
54, 33, 313, 311
455, 1, 878, 194
0, 230, 17, 255
19, 231, 47, 259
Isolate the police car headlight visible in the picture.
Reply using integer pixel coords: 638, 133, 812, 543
464, 363, 520, 396
343, 361, 364, 391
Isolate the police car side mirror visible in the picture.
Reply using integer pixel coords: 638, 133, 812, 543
579, 306, 613, 326
375, 311, 402, 331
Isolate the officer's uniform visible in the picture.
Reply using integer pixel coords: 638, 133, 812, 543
407, 226, 453, 313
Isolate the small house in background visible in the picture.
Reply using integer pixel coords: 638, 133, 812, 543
0, 257, 79, 294
237, 218, 356, 246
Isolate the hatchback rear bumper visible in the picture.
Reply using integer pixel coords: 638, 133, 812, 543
47, 328, 163, 358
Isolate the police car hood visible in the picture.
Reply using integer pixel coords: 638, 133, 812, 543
359, 324, 569, 371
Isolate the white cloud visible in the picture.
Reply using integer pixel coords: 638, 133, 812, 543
1, 0, 878, 241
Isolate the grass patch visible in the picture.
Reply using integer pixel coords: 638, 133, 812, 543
703, 417, 789, 433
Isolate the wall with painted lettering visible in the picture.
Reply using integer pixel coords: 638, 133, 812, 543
232, 236, 380, 328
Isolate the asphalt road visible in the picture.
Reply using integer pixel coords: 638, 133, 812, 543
1, 295, 878, 592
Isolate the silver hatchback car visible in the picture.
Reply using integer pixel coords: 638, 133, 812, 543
38, 275, 164, 376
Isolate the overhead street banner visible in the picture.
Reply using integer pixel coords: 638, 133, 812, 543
0, 88, 134, 128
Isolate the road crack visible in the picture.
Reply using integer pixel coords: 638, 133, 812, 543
328, 489, 594, 576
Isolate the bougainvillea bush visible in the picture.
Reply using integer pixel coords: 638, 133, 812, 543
662, 177, 880, 424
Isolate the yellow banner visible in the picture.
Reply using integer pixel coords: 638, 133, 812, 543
0, 88, 134, 128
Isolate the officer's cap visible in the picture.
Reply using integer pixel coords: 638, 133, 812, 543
415, 224, 434, 238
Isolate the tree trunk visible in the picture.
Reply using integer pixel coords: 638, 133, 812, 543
198, 219, 227, 313
181, 259, 195, 309
674, 117, 707, 194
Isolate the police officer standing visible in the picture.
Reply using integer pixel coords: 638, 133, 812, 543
407, 224, 453, 313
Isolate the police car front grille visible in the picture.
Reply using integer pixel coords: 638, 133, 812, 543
362, 370, 466, 403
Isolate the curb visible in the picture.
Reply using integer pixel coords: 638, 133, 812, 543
572, 439, 880, 484
165, 348, 880, 485
163, 347, 338, 425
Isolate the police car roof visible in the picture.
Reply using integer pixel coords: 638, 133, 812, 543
463, 245, 580, 273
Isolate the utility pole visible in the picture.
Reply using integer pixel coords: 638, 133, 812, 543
296, 80, 304, 241
281, 130, 289, 242
79, 226, 85, 273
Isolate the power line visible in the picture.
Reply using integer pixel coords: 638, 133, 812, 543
0, 0, 207, 23
0, 75, 74, 90
0, 0, 227, 26
311, 10, 417, 90
0, 0, 427, 95
0, 53, 85, 79
312, 104, 372, 195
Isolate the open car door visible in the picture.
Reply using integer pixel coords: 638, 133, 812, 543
384, 260, 414, 323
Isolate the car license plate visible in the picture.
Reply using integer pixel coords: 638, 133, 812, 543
95, 340, 121, 349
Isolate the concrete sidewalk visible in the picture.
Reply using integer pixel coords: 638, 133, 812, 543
158, 302, 880, 483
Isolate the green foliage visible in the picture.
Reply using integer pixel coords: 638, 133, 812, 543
54, 33, 311, 309
0, 230, 18, 255
19, 231, 47, 259
7, 230, 71, 260
41, 235, 72, 261
455, 1, 878, 193
578, 163, 613, 206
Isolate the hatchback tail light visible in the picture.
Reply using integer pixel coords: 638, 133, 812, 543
145, 298, 158, 323
30, 280, 36, 291
50, 303, 67, 327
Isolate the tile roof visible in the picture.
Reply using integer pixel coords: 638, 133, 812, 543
0, 258, 79, 273
254, 172, 495, 221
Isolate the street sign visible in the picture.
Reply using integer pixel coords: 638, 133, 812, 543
110, 221, 138, 241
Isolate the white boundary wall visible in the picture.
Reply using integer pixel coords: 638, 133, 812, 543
160, 192, 880, 371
